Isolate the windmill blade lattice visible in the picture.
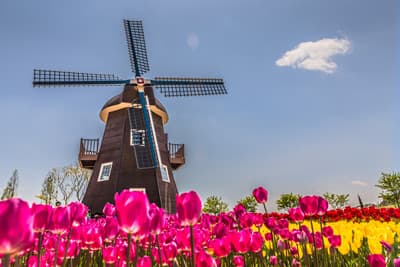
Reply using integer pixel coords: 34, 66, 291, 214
151, 77, 227, 97
124, 20, 150, 77
33, 69, 127, 87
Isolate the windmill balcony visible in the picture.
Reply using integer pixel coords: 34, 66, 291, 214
79, 138, 99, 170
168, 143, 185, 170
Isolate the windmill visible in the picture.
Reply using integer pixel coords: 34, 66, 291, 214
33, 20, 227, 214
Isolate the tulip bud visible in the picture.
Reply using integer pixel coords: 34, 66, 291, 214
252, 186, 268, 204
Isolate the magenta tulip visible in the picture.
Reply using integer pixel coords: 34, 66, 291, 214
252, 186, 268, 203
103, 246, 117, 264
176, 191, 202, 226
328, 235, 341, 248
31, 203, 52, 232
103, 217, 119, 243
0, 198, 34, 255
288, 207, 304, 222
250, 232, 263, 253
68, 202, 88, 226
231, 229, 252, 253
48, 206, 71, 234
367, 254, 386, 267
115, 190, 150, 237
210, 237, 231, 257
233, 255, 244, 267
299, 196, 319, 217
394, 258, 400, 267
148, 203, 165, 235
137, 255, 152, 267
195, 250, 216, 267
163, 241, 177, 261
317, 196, 328, 216
103, 202, 116, 217
270, 255, 278, 265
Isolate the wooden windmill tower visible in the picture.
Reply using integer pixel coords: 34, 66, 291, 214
33, 20, 227, 214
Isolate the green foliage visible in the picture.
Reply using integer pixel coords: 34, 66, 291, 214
323, 192, 350, 209
1, 170, 18, 200
237, 195, 257, 212
202, 195, 229, 214
376, 172, 400, 207
276, 193, 299, 211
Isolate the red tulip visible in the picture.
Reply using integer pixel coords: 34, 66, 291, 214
48, 206, 71, 234
299, 196, 319, 217
0, 198, 34, 255
103, 202, 116, 217
31, 203, 52, 232
252, 186, 268, 203
115, 190, 150, 237
367, 254, 386, 267
176, 191, 202, 226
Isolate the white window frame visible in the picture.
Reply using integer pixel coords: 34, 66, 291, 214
97, 162, 113, 182
129, 188, 146, 193
161, 164, 170, 183
130, 129, 146, 146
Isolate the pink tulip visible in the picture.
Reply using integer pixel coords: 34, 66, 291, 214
163, 241, 177, 261
288, 207, 304, 222
115, 190, 150, 237
137, 255, 152, 267
176, 191, 202, 226
328, 235, 341, 248
48, 206, 71, 234
322, 226, 334, 237
103, 217, 119, 242
292, 259, 301, 267
394, 258, 400, 267
103, 246, 117, 264
0, 198, 34, 255
210, 237, 231, 257
231, 229, 251, 253
31, 203, 52, 232
252, 186, 268, 204
250, 232, 263, 253
299, 196, 319, 217
149, 203, 165, 235
103, 202, 116, 217
317, 196, 328, 216
270, 255, 278, 265
233, 255, 245, 267
367, 254, 386, 267
68, 202, 88, 226
195, 250, 216, 267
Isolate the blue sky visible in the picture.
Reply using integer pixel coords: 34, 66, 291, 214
0, 0, 398, 209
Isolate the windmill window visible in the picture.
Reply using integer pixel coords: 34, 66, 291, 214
98, 162, 113, 182
161, 164, 170, 183
129, 188, 146, 193
131, 129, 146, 146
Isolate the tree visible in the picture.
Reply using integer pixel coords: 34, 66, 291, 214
323, 192, 349, 209
376, 172, 400, 208
1, 170, 18, 200
276, 193, 299, 211
64, 163, 91, 202
203, 195, 229, 214
237, 195, 257, 212
38, 169, 59, 205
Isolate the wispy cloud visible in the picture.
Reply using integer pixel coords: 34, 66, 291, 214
187, 33, 200, 50
351, 180, 368, 186
276, 38, 351, 73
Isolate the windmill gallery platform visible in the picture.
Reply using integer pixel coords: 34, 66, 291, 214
33, 19, 226, 214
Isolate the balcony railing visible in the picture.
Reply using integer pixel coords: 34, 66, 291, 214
79, 138, 99, 169
168, 143, 185, 170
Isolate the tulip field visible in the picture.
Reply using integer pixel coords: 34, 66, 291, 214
1, 188, 400, 267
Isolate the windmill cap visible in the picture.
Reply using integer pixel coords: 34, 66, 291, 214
99, 85, 168, 124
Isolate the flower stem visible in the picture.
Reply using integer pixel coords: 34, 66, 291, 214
3, 254, 10, 267
54, 233, 61, 267
156, 234, 162, 267
190, 225, 195, 267
262, 203, 268, 214
37, 232, 43, 267
127, 233, 132, 267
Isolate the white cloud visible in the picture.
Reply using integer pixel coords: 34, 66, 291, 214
276, 38, 351, 73
351, 180, 368, 186
187, 33, 200, 50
